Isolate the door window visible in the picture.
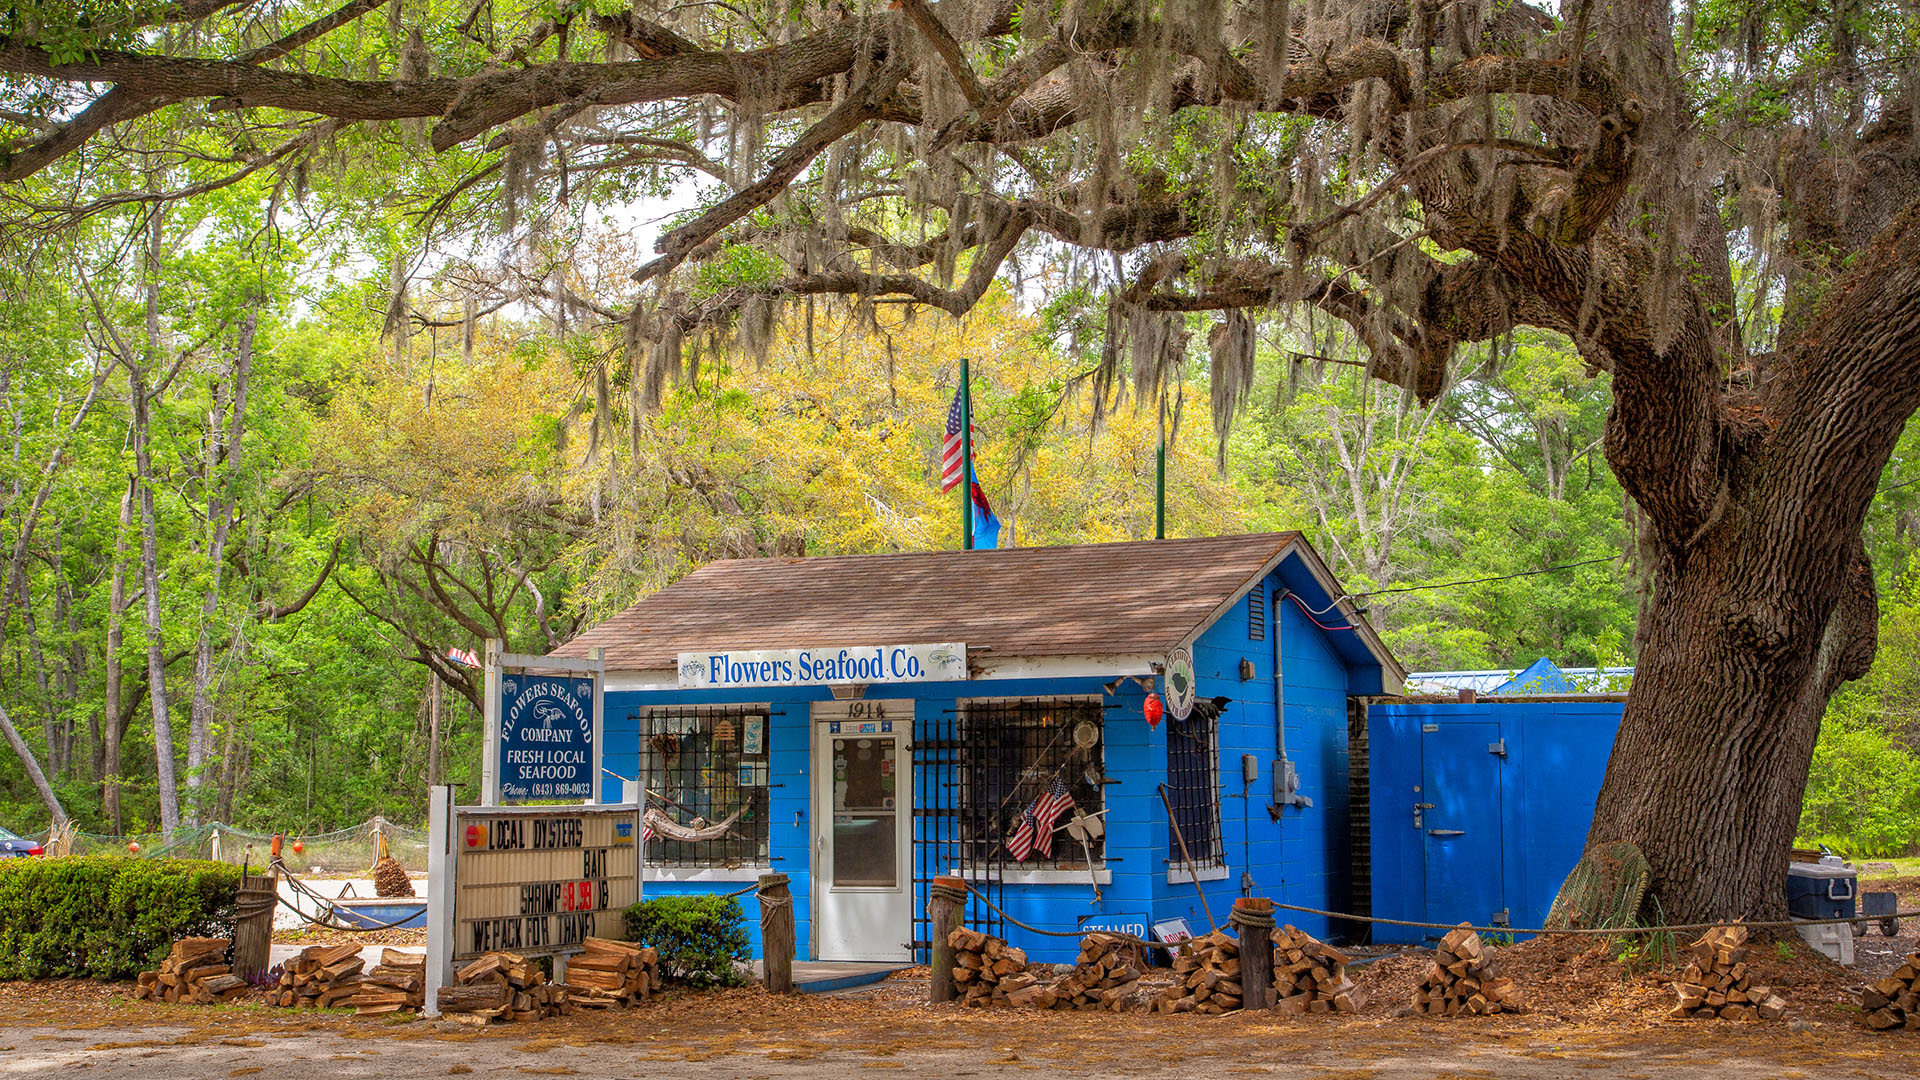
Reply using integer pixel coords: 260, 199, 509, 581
831, 737, 897, 886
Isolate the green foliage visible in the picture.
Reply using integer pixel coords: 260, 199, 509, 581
1800, 565, 1920, 857
0, 857, 242, 980
621, 895, 749, 988
692, 244, 784, 300
1799, 717, 1920, 857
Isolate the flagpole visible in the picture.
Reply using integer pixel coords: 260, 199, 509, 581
960, 356, 973, 552
1155, 388, 1167, 540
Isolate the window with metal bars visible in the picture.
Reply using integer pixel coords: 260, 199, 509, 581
1249, 588, 1266, 641
638, 704, 771, 868
959, 697, 1106, 870
1166, 698, 1224, 868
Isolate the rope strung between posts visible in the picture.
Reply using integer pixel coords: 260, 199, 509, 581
946, 881, 1920, 944
1257, 899, 1920, 937
269, 859, 427, 932
724, 880, 761, 899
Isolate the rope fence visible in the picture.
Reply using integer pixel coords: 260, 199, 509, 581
946, 881, 1920, 947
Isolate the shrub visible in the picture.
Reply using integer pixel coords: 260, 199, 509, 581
0, 857, 244, 980
622, 894, 749, 988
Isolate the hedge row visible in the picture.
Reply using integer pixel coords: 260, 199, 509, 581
0, 857, 244, 980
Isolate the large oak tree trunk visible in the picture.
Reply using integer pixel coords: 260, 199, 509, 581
1581, 202, 1920, 923
1587, 533, 1877, 920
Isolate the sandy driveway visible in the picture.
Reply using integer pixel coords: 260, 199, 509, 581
2, 978, 1917, 1079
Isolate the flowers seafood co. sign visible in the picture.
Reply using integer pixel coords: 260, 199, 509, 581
676, 642, 967, 689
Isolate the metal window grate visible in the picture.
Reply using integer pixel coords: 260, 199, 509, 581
1166, 699, 1223, 867
915, 697, 1110, 959
961, 698, 1107, 870
638, 704, 772, 868
1249, 589, 1266, 641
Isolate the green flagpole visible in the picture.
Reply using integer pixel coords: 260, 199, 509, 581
1155, 389, 1166, 540
960, 356, 973, 552
1156, 439, 1166, 540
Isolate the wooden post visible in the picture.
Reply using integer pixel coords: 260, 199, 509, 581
1231, 897, 1275, 1011
758, 872, 795, 994
230, 871, 276, 983
928, 875, 967, 1003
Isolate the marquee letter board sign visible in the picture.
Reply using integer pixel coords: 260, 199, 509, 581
499, 674, 595, 801
451, 805, 640, 960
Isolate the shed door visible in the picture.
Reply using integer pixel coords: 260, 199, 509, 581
811, 700, 913, 961
1420, 721, 1505, 931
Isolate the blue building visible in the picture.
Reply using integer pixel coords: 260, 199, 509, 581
548, 533, 1402, 963
1367, 660, 1630, 944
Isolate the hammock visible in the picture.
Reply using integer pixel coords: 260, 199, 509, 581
642, 807, 742, 843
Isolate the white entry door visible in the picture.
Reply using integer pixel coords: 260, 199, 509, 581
811, 700, 912, 961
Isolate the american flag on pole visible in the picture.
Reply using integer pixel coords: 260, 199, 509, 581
447, 646, 480, 668
939, 385, 972, 492
1006, 777, 1076, 861
1029, 777, 1075, 859
1006, 805, 1039, 862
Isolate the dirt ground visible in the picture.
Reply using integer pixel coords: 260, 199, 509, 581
5, 955, 1920, 1080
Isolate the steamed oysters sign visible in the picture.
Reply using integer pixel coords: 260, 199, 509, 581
499, 675, 595, 800
677, 643, 967, 688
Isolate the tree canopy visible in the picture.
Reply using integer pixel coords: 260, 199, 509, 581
4, 0, 1920, 919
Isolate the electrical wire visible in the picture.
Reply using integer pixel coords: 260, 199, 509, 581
1294, 555, 1621, 616
1282, 592, 1357, 632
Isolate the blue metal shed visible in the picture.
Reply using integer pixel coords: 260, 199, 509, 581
547, 533, 1403, 963
1367, 678, 1627, 943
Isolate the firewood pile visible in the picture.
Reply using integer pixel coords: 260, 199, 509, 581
1270, 925, 1366, 1014
133, 937, 248, 1004
554, 938, 661, 1007
1863, 949, 1920, 1030
948, 927, 1030, 1007
436, 951, 571, 1024
1668, 925, 1787, 1022
433, 942, 659, 1025
267, 943, 376, 1008
1413, 925, 1520, 1016
1006, 932, 1153, 1012
1157, 930, 1245, 1014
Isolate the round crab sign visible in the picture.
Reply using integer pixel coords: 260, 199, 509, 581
1164, 646, 1197, 721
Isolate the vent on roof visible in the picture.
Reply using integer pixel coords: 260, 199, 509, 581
1248, 589, 1266, 641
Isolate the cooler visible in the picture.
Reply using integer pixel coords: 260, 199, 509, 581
1786, 860, 1857, 920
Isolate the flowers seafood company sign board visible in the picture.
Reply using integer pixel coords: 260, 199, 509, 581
677, 643, 967, 689
498, 674, 595, 801
450, 805, 640, 961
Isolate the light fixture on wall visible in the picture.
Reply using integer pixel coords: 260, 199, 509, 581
829, 684, 867, 700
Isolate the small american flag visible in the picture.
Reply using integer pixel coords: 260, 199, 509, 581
939, 384, 973, 492
1006, 805, 1039, 862
447, 646, 480, 668
1029, 777, 1075, 859
1005, 778, 1075, 861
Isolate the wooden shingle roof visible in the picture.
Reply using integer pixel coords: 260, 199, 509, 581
550, 533, 1394, 678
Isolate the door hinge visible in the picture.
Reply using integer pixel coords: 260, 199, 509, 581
1492, 908, 1510, 927
1487, 738, 1507, 757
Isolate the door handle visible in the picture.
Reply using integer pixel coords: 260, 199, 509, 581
1427, 829, 1466, 837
